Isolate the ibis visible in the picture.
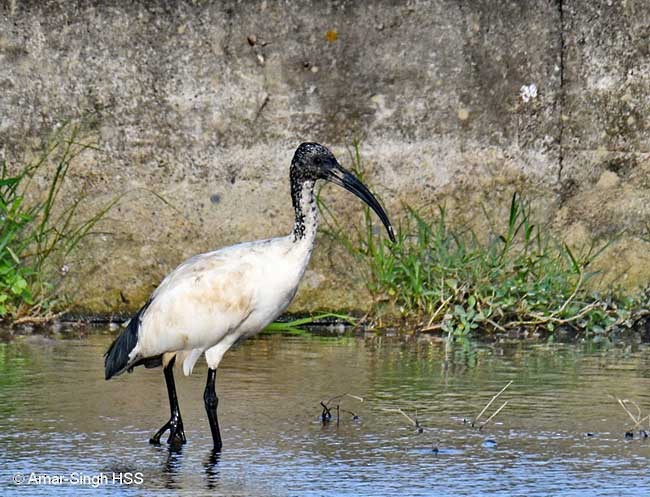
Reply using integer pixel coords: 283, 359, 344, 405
104, 143, 395, 451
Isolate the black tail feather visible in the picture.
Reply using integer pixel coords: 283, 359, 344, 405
104, 303, 149, 380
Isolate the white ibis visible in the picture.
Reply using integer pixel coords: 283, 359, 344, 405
104, 143, 395, 451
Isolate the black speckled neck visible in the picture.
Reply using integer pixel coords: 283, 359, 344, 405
290, 167, 317, 243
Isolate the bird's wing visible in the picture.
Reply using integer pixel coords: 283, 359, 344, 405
135, 249, 260, 358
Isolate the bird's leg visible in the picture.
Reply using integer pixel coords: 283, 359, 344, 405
150, 355, 186, 446
203, 368, 223, 451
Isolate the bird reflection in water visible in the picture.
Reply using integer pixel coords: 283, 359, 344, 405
204, 449, 221, 489
158, 444, 221, 490
160, 444, 183, 490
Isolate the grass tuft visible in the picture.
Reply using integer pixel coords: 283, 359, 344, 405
0, 122, 117, 321
318, 142, 648, 337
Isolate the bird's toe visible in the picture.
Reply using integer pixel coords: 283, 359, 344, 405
149, 421, 170, 445
167, 417, 186, 445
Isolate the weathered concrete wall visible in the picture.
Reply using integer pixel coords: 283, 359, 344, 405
0, 0, 648, 313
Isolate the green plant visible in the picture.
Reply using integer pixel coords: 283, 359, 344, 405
318, 142, 647, 337
1, 163, 38, 317
264, 313, 356, 335
0, 123, 117, 321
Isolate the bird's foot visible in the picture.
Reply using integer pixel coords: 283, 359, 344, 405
149, 414, 186, 446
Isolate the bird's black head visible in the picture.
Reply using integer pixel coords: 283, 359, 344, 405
290, 143, 338, 182
290, 142, 396, 242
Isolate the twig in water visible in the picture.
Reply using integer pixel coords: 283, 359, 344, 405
382, 408, 423, 433
340, 407, 360, 419
479, 401, 509, 430
473, 380, 513, 427
632, 414, 650, 431
612, 396, 650, 432
618, 398, 642, 424
320, 402, 332, 423
327, 393, 364, 404
320, 393, 363, 425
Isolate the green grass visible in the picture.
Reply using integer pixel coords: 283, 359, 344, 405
318, 142, 648, 337
264, 313, 357, 336
0, 123, 117, 321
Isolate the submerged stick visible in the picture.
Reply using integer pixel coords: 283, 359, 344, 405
474, 381, 513, 426
616, 398, 646, 427
479, 401, 509, 430
382, 408, 422, 431
340, 407, 359, 419
320, 402, 332, 423
327, 393, 364, 404
632, 414, 650, 430
610, 395, 650, 434
320, 393, 363, 425
382, 408, 417, 427
617, 398, 640, 424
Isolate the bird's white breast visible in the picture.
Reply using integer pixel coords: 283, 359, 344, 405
132, 234, 314, 369
240, 236, 313, 336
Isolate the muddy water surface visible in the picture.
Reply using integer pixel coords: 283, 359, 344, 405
1, 328, 649, 496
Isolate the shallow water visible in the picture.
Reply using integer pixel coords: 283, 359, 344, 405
1, 328, 649, 496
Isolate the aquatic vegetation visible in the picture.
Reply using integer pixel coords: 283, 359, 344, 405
0, 123, 116, 321
264, 313, 356, 335
318, 142, 649, 336
470, 381, 512, 430
320, 393, 363, 425
612, 395, 650, 438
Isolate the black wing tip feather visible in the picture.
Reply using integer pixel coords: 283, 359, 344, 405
104, 302, 149, 380
104, 317, 139, 380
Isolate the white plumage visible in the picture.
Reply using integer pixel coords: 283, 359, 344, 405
137, 233, 314, 376
104, 143, 394, 451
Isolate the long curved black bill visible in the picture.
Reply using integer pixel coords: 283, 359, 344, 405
327, 163, 396, 242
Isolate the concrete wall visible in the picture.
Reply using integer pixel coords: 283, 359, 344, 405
0, 0, 648, 313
